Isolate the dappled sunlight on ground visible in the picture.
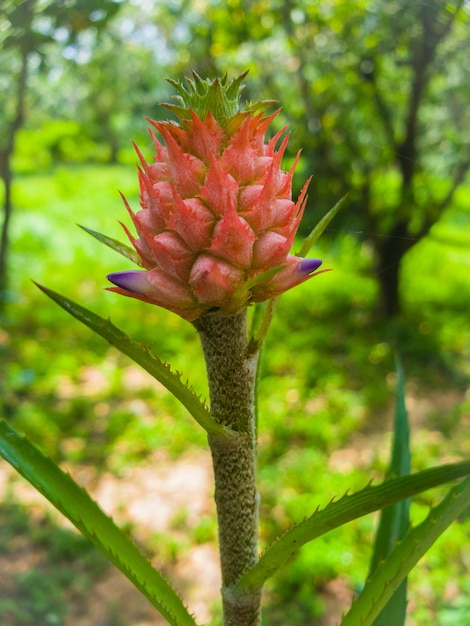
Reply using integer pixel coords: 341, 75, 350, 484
0, 451, 220, 625
1, 383, 469, 624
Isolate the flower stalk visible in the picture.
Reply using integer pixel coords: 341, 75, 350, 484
2, 69, 465, 626
104, 72, 326, 624
194, 310, 262, 625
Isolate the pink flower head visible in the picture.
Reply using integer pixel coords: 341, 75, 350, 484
107, 73, 323, 321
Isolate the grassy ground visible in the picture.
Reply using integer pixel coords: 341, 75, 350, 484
1, 164, 470, 624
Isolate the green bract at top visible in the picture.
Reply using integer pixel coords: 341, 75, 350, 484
163, 71, 275, 132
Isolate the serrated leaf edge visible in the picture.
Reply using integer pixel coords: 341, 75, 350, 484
236, 461, 470, 591
34, 283, 231, 439
0, 420, 198, 626
340, 476, 470, 626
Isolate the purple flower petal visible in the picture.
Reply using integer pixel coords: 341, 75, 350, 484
298, 258, 322, 275
107, 270, 153, 295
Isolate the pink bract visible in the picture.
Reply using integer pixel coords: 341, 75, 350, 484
108, 94, 322, 320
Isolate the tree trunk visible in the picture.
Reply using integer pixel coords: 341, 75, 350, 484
377, 251, 401, 318
0, 46, 29, 310
0, 155, 13, 307
375, 221, 414, 318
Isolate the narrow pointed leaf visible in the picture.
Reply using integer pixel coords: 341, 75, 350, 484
250, 195, 349, 351
0, 419, 199, 626
370, 356, 410, 625
35, 283, 230, 439
78, 224, 142, 265
248, 298, 277, 353
237, 461, 470, 591
297, 193, 349, 257
341, 476, 470, 626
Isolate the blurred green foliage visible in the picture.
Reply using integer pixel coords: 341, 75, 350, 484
1, 165, 469, 624
0, 499, 109, 625
2, 0, 470, 313
143, 0, 470, 315
1, 0, 470, 623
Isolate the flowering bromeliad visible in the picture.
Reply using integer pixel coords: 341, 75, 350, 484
107, 72, 323, 321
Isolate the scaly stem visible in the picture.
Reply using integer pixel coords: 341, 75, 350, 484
194, 310, 262, 626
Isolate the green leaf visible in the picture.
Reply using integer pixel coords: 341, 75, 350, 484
248, 298, 277, 353
369, 356, 410, 626
163, 71, 249, 126
248, 194, 349, 352
340, 475, 470, 626
78, 224, 142, 265
297, 193, 349, 258
35, 283, 230, 439
236, 460, 470, 591
0, 419, 199, 626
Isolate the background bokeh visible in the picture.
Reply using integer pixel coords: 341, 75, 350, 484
1, 1, 470, 624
